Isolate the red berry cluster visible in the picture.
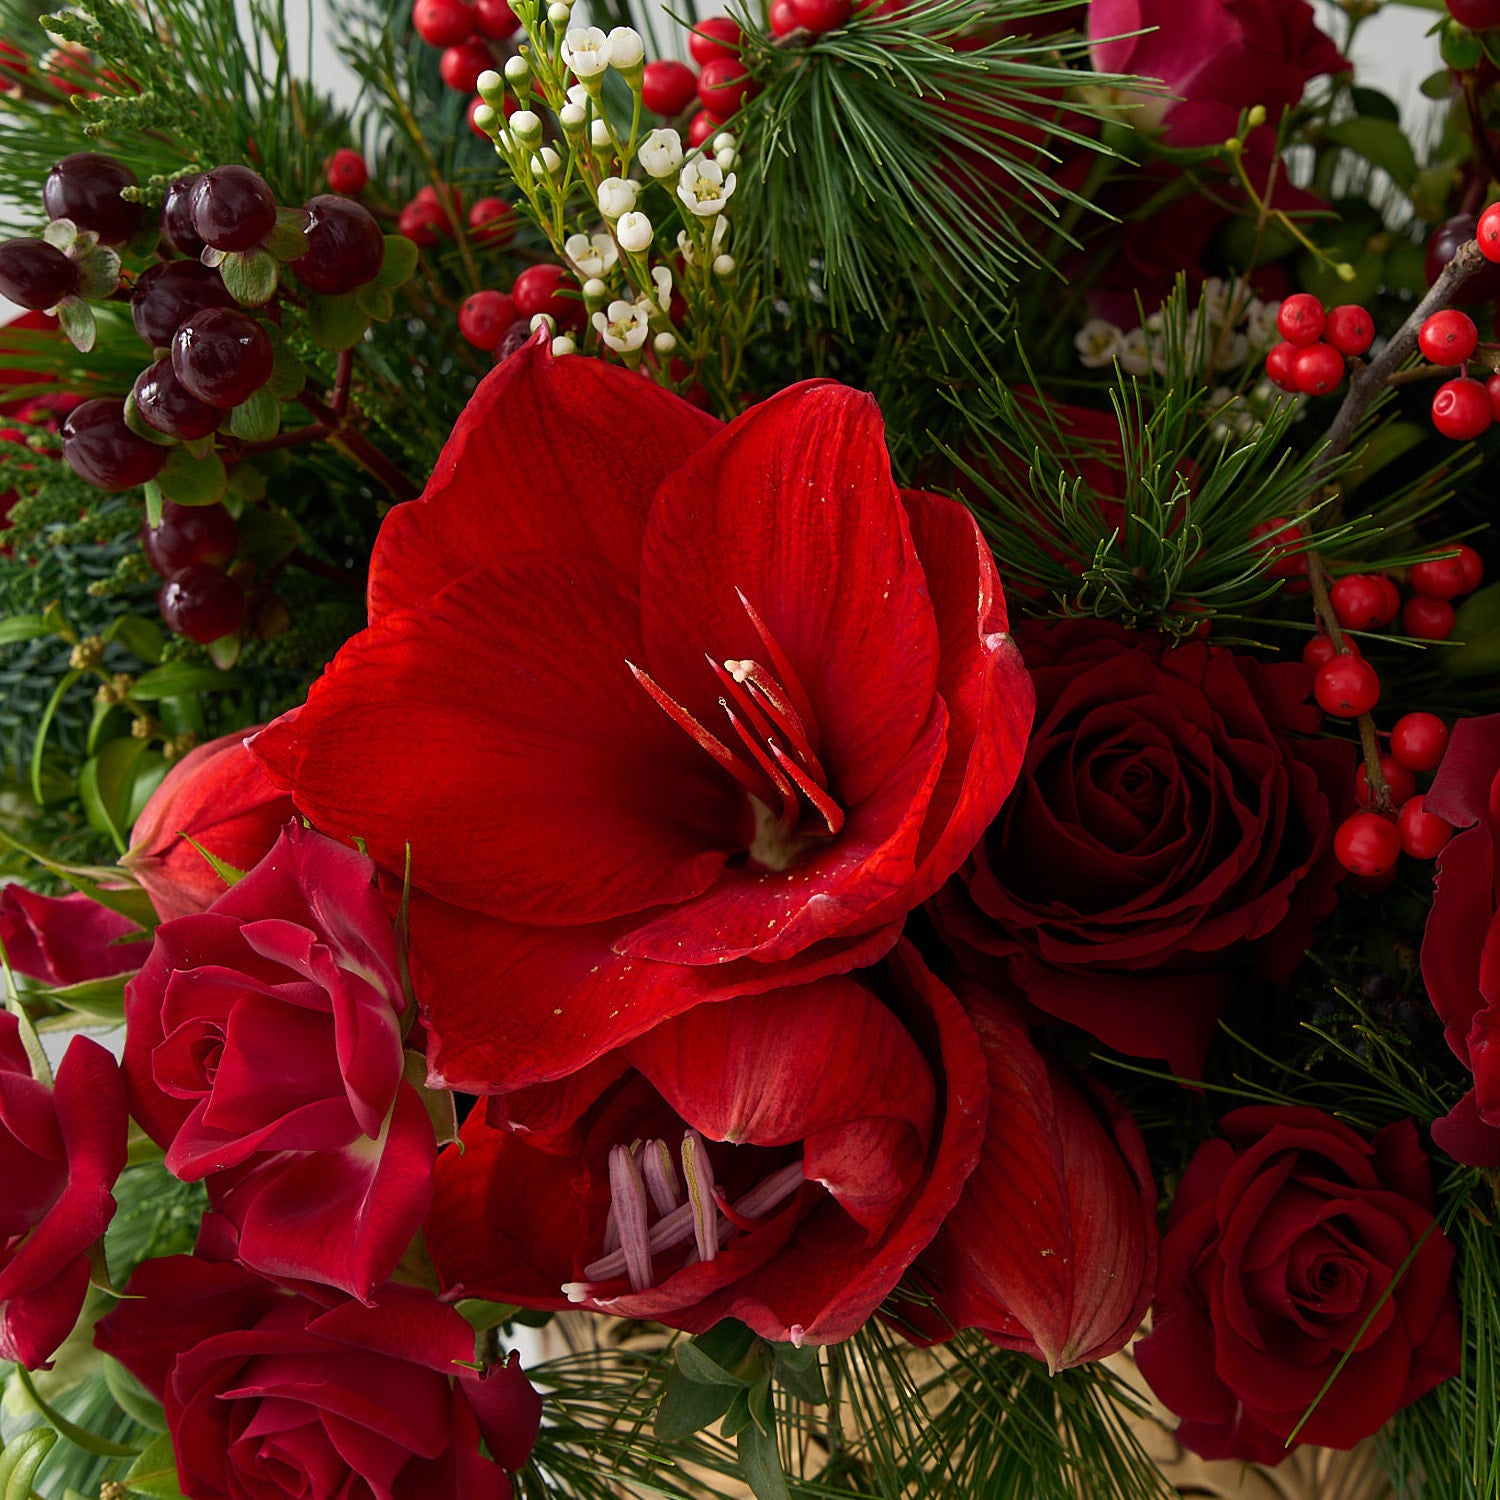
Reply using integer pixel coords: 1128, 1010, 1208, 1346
458, 263, 584, 354
1333, 712, 1456, 879
1264, 293, 1374, 397
144, 499, 249, 644
1415, 306, 1500, 440
683, 19, 759, 147
1310, 546, 1483, 648
411, 0, 519, 88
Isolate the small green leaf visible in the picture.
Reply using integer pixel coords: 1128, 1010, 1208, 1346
220, 248, 279, 307
144, 481, 164, 529
31, 667, 83, 805
42, 218, 77, 251
1325, 117, 1420, 187
124, 1431, 188, 1499
157, 446, 228, 506
181, 834, 246, 889
0, 1425, 56, 1500
455, 1298, 522, 1334
1446, 581, 1500, 676
227, 462, 267, 502
38, 971, 130, 1024
354, 281, 394, 321
737, 1421, 791, 1500
73, 241, 121, 299
55, 295, 97, 353
235, 504, 300, 571
227, 386, 280, 441
264, 208, 311, 261
206, 634, 242, 669
773, 1343, 826, 1404
719, 1386, 753, 1439
1348, 86, 1402, 123
678, 1338, 755, 1388
305, 292, 371, 352
375, 234, 419, 288
1420, 67, 1453, 99
268, 342, 306, 399
131, 660, 243, 698
0, 613, 52, 645
1441, 20, 1483, 69
747, 1375, 775, 1435
103, 1355, 168, 1432
655, 1369, 739, 1440
13, 1364, 142, 1458
106, 613, 166, 665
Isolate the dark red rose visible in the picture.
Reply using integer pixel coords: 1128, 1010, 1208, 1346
122, 821, 435, 1300
0, 1012, 127, 1367
123, 727, 295, 921
96, 1256, 542, 1500
1420, 714, 1500, 1166
1088, 0, 1347, 149
892, 981, 1157, 1370
253, 339, 1032, 1098
424, 940, 988, 1346
1135, 1107, 1460, 1464
935, 619, 1352, 1075
0, 884, 145, 986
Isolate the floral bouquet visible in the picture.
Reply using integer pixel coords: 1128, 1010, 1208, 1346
2, 0, 1500, 1495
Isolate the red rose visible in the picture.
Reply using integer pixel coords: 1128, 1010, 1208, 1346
0, 884, 144, 986
1420, 714, 1500, 1165
122, 821, 435, 1300
1088, 0, 1347, 148
936, 619, 1351, 1075
424, 941, 988, 1346
1135, 1107, 1460, 1464
0, 1012, 127, 1367
254, 339, 1032, 1097
123, 727, 294, 921
893, 982, 1157, 1371
96, 1257, 542, 1500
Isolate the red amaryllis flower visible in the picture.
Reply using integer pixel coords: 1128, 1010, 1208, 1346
122, 822, 435, 1301
423, 941, 988, 1345
0, 1012, 127, 1367
254, 340, 1031, 1095
95, 1256, 542, 1500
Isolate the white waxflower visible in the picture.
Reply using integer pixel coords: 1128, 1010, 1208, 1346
639, 128, 683, 179
582, 277, 607, 301
552, 334, 577, 356
503, 57, 530, 85
510, 109, 542, 143
1074, 318, 1122, 369
653, 331, 676, 354
712, 253, 735, 277
1211, 330, 1250, 370
616, 211, 654, 254
1245, 298, 1281, 350
531, 146, 562, 176
712, 132, 736, 154
649, 264, 673, 312
546, 1, 571, 23
607, 26, 644, 68
597, 176, 639, 219
592, 299, 651, 353
677, 158, 736, 217
564, 232, 618, 278
714, 146, 736, 171
470, 102, 498, 137
559, 101, 586, 134
1118, 327, 1150, 377
1198, 277, 1234, 326
478, 68, 506, 102
562, 26, 611, 78
590, 119, 611, 148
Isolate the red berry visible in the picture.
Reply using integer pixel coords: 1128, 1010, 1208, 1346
43, 152, 144, 246
1248, 515, 1307, 578
1390, 711, 1449, 773
1398, 795, 1454, 860
191, 165, 277, 253
412, 0, 474, 45
1402, 594, 1455, 640
1323, 304, 1374, 356
1432, 376, 1493, 439
1292, 342, 1344, 395
790, 0, 853, 30
1330, 573, 1391, 631
1425, 213, 1500, 301
131, 261, 235, 348
770, 0, 799, 32
170, 307, 274, 409
473, 0, 519, 38
641, 60, 699, 116
697, 56, 755, 119
132, 357, 224, 442
61, 399, 167, 492
142, 500, 238, 577
158, 563, 246, 644
291, 195, 385, 294
1314, 655, 1381, 717
1456, 544, 1484, 591
687, 110, 717, 147
689, 16, 742, 63
326, 148, 368, 195
439, 38, 492, 92
1355, 754, 1416, 809
1264, 341, 1300, 392
1479, 202, 1500, 263
511, 263, 581, 329
1418, 308, 1479, 366
1334, 811, 1402, 877
398, 198, 447, 245
1446, 0, 1500, 29
0, 238, 79, 311
1410, 553, 1468, 599
458, 290, 516, 350
1303, 631, 1361, 669
1276, 293, 1325, 347
468, 197, 516, 244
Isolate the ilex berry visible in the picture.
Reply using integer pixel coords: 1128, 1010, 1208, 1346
1417, 308, 1479, 365
1314, 655, 1381, 717
1292, 342, 1344, 396
1431, 377, 1493, 440
1334, 811, 1401, 877
1397, 795, 1453, 860
1276, 292, 1325, 347
326, 148, 369, 195
1389, 712, 1449, 773
1323, 304, 1374, 356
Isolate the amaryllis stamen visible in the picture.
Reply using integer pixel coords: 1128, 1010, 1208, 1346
681, 1129, 719, 1264
608, 1143, 653, 1292
642, 1137, 681, 1217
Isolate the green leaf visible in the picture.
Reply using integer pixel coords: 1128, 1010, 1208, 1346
354, 280, 394, 321
719, 1386, 753, 1439
1325, 117, 1420, 187
54, 295, 97, 353
227, 386, 280, 442
144, 481, 164, 529
80, 734, 158, 851
1445, 581, 1500, 676
207, 634, 242, 669
403, 1049, 458, 1145
0, 1425, 56, 1500
655, 1368, 740, 1441
227, 462, 267, 503
103, 1356, 168, 1431
736, 1418, 790, 1500
455, 1299, 522, 1334
375, 234, 419, 288
106, 613, 166, 665
1420, 67, 1453, 101
235, 504, 299, 571
264, 208, 311, 261
131, 660, 243, 699
773, 1343, 826, 1404
219, 248, 279, 307
37, 971, 131, 1024
73, 241, 121, 299
677, 1336, 756, 1388
124, 1432, 187, 1499
156, 446, 228, 507
1441, 21, 1483, 69
0, 613, 53, 645
1348, 86, 1402, 123
181, 834, 246, 889
268, 341, 306, 399
31, 667, 83, 805
13, 1363, 142, 1458
305, 292, 371, 352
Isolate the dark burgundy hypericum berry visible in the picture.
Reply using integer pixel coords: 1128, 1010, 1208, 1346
142, 499, 238, 576
190, 165, 277, 253
289, 195, 385, 294
170, 307, 274, 408
131, 260, 236, 348
132, 358, 225, 442
159, 174, 207, 257
1425, 213, 1500, 302
61, 398, 167, 491
158, 562, 246, 642
42, 152, 144, 245
0, 237, 79, 309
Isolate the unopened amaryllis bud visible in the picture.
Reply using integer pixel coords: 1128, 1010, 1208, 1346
640, 128, 683, 179
562, 26, 611, 80
677, 158, 736, 216
616, 211, 653, 253
593, 298, 650, 352
597, 175, 638, 218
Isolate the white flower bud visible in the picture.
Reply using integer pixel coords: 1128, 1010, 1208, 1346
546, 0, 571, 22
566, 83, 589, 108
677, 158, 736, 217
653, 331, 676, 354
714, 146, 736, 171
502, 56, 530, 85
510, 108, 542, 143
471, 102, 498, 136
597, 176, 639, 219
649, 264, 673, 310
531, 146, 562, 176
616, 211, 654, 253
592, 298, 650, 353
606, 26, 644, 68
530, 312, 556, 334
559, 101, 586, 134
639, 129, 684, 179
478, 68, 507, 104
712, 253, 735, 276
551, 334, 577, 356
562, 26, 611, 79
590, 119, 611, 148
582, 276, 608, 302
712, 132, 736, 154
